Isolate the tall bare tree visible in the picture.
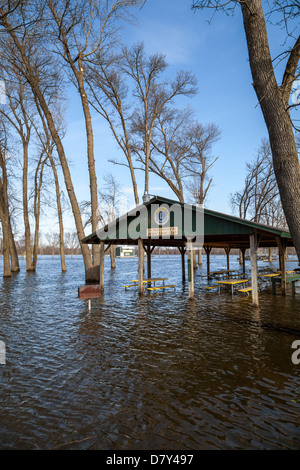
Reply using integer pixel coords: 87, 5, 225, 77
0, 126, 11, 277
86, 50, 141, 205
231, 139, 284, 226
192, 0, 300, 258
0, 72, 35, 271
0, 3, 94, 277
126, 43, 197, 197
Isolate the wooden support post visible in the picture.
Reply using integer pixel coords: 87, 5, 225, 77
225, 247, 231, 271
198, 248, 203, 266
100, 240, 105, 291
277, 237, 287, 295
204, 246, 212, 277
144, 245, 151, 279
144, 245, 155, 280
250, 233, 259, 307
138, 239, 144, 296
241, 248, 246, 274
187, 241, 194, 299
88, 299, 91, 312
193, 249, 197, 270
178, 245, 186, 282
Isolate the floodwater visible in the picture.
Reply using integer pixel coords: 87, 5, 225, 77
0, 254, 300, 450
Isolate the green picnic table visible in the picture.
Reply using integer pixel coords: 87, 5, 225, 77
271, 273, 300, 294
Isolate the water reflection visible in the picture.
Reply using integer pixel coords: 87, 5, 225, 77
0, 255, 300, 449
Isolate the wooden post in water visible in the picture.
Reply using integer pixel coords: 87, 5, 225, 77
277, 237, 287, 295
100, 240, 105, 291
198, 248, 203, 266
144, 245, 155, 280
144, 245, 151, 279
204, 246, 212, 277
250, 233, 259, 307
178, 245, 186, 282
225, 247, 231, 271
138, 239, 144, 296
241, 247, 246, 274
187, 241, 194, 299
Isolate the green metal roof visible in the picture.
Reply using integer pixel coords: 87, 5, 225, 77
82, 195, 292, 248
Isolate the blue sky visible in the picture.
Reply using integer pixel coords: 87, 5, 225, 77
55, 0, 295, 233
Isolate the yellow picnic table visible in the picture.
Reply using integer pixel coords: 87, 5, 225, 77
259, 271, 294, 278
259, 273, 281, 278
128, 278, 176, 292
130, 278, 168, 286
214, 279, 250, 295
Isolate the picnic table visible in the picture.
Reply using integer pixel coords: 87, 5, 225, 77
124, 278, 173, 290
213, 278, 250, 295
208, 269, 242, 278
271, 273, 300, 294
130, 278, 168, 286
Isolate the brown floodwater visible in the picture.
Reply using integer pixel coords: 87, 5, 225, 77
0, 254, 299, 450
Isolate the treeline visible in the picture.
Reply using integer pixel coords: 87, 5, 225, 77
0, 232, 81, 257
0, 0, 222, 279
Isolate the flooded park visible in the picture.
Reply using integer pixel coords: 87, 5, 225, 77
1, 253, 300, 450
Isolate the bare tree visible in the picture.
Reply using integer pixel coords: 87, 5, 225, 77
192, 0, 300, 259
139, 107, 194, 203
86, 50, 141, 205
47, 0, 145, 263
126, 43, 197, 196
65, 232, 80, 258
45, 232, 60, 258
0, 127, 11, 276
33, 97, 67, 272
98, 173, 123, 268
0, 4, 94, 277
231, 139, 284, 226
187, 122, 220, 205
0, 70, 35, 271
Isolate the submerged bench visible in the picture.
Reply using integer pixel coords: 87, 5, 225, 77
147, 285, 176, 291
204, 285, 219, 290
238, 287, 252, 295
123, 284, 136, 289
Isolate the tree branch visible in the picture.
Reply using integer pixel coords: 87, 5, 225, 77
280, 34, 300, 105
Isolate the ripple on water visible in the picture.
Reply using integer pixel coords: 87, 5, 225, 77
0, 255, 300, 449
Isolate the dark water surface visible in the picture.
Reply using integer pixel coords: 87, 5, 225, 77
0, 254, 300, 450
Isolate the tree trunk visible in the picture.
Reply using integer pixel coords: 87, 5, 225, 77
23, 139, 34, 271
32, 156, 46, 270
49, 155, 67, 272
8, 219, 20, 272
4, 27, 93, 277
76, 64, 100, 266
1, 214, 11, 277
241, 0, 300, 260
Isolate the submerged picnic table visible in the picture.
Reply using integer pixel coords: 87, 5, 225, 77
124, 278, 176, 291
271, 273, 300, 294
208, 269, 242, 278
130, 278, 168, 286
213, 278, 250, 295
